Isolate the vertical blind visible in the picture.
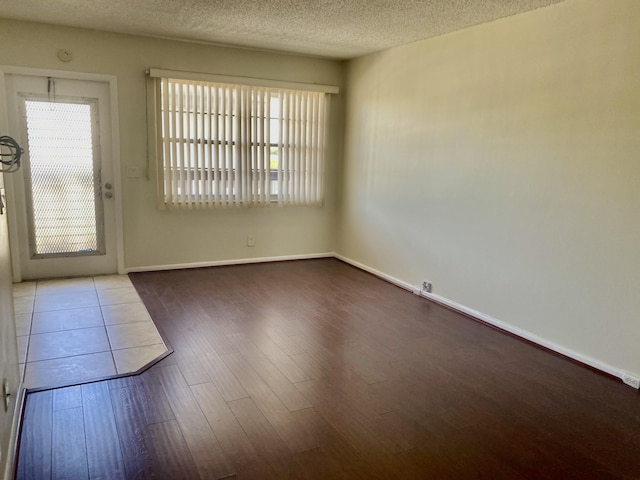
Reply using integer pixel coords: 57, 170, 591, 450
150, 75, 331, 209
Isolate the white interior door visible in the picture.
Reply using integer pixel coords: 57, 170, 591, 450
5, 74, 117, 279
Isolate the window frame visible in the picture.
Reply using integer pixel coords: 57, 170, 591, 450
146, 69, 338, 210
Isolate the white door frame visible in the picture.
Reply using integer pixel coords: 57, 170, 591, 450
0, 66, 125, 281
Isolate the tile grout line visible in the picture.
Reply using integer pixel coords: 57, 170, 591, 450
17, 275, 169, 388
95, 279, 120, 376
14, 287, 35, 385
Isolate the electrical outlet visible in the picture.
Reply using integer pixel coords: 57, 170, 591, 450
422, 281, 432, 293
247, 234, 255, 247
622, 372, 640, 389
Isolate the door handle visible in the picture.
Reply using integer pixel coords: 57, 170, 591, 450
104, 183, 112, 190
104, 191, 113, 199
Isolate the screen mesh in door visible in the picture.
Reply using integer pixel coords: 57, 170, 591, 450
23, 99, 104, 257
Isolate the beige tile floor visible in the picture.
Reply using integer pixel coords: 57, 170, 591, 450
12, 275, 168, 389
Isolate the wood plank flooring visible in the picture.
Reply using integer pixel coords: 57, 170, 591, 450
15, 259, 640, 479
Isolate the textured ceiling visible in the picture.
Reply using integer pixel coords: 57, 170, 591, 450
0, 0, 565, 59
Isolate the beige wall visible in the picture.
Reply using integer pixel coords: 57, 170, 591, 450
0, 0, 638, 411
0, 19, 344, 270
0, 21, 342, 472
340, 0, 640, 376
0, 174, 20, 478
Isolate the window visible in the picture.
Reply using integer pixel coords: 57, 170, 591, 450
22, 97, 104, 257
147, 70, 336, 209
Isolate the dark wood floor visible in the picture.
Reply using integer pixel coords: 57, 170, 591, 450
15, 259, 640, 479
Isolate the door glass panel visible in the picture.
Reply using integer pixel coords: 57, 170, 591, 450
22, 98, 105, 257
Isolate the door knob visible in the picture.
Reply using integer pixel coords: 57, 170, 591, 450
104, 183, 112, 189
105, 191, 113, 199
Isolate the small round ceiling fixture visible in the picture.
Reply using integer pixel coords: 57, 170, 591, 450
57, 49, 72, 62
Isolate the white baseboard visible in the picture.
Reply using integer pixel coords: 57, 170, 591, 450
334, 254, 421, 294
419, 290, 622, 379
335, 254, 628, 384
125, 252, 335, 273
124, 251, 631, 386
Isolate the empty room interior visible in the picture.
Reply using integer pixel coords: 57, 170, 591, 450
0, 0, 639, 478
